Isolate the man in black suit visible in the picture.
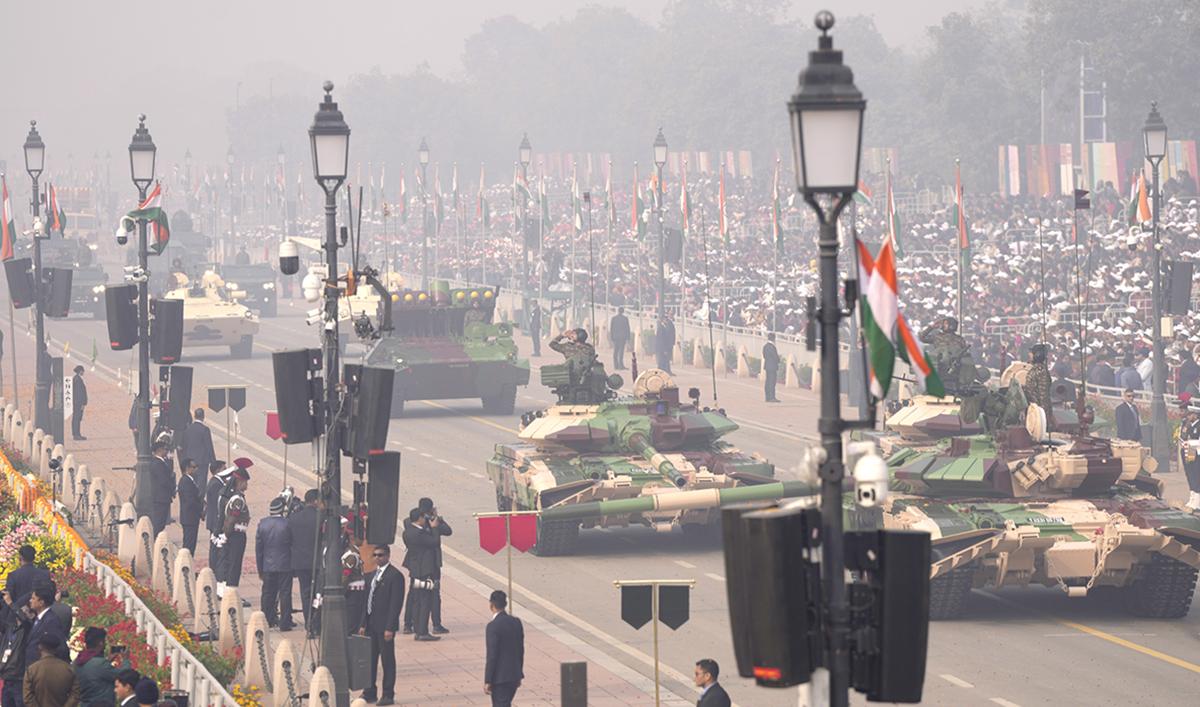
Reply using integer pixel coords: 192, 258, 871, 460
763, 333, 781, 402
656, 314, 676, 373
401, 508, 442, 642
610, 307, 630, 370
694, 658, 731, 707
483, 589, 524, 707
2, 546, 49, 621
22, 585, 70, 667
288, 489, 321, 637
71, 365, 88, 440
1115, 388, 1142, 442
358, 544, 405, 706
177, 408, 216, 489
205, 461, 230, 585
177, 458, 204, 554
528, 300, 542, 357
150, 441, 175, 536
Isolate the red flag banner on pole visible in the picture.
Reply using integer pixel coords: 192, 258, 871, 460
265, 412, 282, 441
479, 517, 507, 555
509, 515, 538, 553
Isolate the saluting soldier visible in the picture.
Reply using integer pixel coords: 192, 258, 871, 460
1023, 344, 1053, 424
1177, 394, 1200, 510
549, 328, 595, 360
220, 459, 253, 590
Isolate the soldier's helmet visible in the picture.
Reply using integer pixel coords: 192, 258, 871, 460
944, 317, 959, 333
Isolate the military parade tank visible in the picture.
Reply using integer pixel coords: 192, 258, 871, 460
163, 273, 259, 358
487, 358, 811, 556
219, 262, 279, 317
362, 280, 530, 417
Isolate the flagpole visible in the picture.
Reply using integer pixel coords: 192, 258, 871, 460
701, 207, 717, 406
956, 159, 963, 329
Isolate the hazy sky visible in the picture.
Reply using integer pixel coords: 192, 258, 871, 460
2, 0, 983, 189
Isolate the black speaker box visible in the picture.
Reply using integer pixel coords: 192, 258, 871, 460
4, 258, 34, 309
366, 451, 401, 545
345, 365, 394, 459
722, 502, 822, 687
105, 284, 138, 350
846, 530, 931, 704
150, 298, 184, 364
168, 366, 193, 433
1166, 260, 1194, 315
272, 349, 319, 445
44, 268, 72, 318
561, 662, 587, 707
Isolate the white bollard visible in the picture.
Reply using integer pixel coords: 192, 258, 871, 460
173, 549, 197, 618
194, 567, 219, 634
218, 588, 245, 656
310, 666, 336, 707
134, 517, 155, 581
117, 503, 138, 567
245, 611, 274, 695
272, 639, 300, 707
153, 531, 174, 597
785, 354, 801, 389
737, 345, 751, 378
692, 338, 706, 368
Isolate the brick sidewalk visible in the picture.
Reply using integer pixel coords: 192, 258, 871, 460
2, 317, 700, 706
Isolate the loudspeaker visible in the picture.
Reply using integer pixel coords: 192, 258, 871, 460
722, 502, 822, 687
846, 530, 930, 703
168, 366, 193, 433
366, 451, 401, 545
1166, 260, 1194, 315
105, 284, 138, 350
150, 298, 184, 364
345, 365, 394, 459
561, 662, 587, 707
4, 258, 34, 309
272, 348, 320, 445
44, 268, 72, 318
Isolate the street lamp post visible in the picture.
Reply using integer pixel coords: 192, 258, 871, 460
419, 138, 430, 289
128, 114, 158, 520
653, 129, 668, 324
788, 12, 867, 707
227, 147, 236, 263
1144, 103, 1169, 471
23, 121, 49, 434
519, 134, 532, 326
309, 81, 353, 707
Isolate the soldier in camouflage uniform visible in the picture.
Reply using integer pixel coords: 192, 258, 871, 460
1023, 344, 1053, 424
550, 328, 595, 361
342, 523, 366, 633
1177, 395, 1200, 509
919, 317, 972, 393
220, 460, 252, 590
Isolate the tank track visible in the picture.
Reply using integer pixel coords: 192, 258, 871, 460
531, 518, 580, 557
928, 565, 975, 620
1126, 552, 1200, 619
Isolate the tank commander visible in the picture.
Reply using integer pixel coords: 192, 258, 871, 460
1023, 344, 1053, 422
550, 328, 595, 361
919, 317, 972, 393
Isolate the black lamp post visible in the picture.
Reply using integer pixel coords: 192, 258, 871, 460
128, 114, 157, 520
788, 12, 866, 707
309, 81, 352, 707
653, 129, 668, 324
1143, 102, 1169, 472
519, 134, 532, 318
23, 121, 49, 435
419, 138, 430, 289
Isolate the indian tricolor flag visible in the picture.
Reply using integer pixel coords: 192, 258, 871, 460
853, 179, 872, 206
860, 237, 944, 399
120, 182, 171, 254
1, 177, 14, 261
955, 162, 970, 270
632, 163, 646, 241
886, 170, 904, 259
718, 165, 728, 247
1128, 171, 1151, 225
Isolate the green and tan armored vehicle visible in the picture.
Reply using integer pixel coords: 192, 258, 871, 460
488, 360, 811, 555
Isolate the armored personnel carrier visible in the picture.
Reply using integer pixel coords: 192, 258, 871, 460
163, 273, 259, 358
362, 280, 530, 417
487, 359, 811, 556
219, 262, 279, 317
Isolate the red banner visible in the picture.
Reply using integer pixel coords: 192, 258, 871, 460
478, 517, 507, 555
510, 515, 538, 553
265, 412, 282, 441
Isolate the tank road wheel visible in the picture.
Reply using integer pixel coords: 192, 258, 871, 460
481, 384, 518, 415
928, 565, 975, 620
1126, 553, 1200, 619
389, 388, 406, 419
230, 335, 254, 359
495, 488, 512, 513
531, 516, 580, 557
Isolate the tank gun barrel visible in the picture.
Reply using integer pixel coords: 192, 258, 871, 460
539, 480, 815, 522
626, 431, 687, 488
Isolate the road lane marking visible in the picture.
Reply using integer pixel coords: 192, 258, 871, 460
975, 590, 1200, 676
436, 458, 448, 464
990, 699, 1021, 707
405, 446, 416, 451
940, 674, 974, 688
419, 452, 433, 458
674, 560, 696, 568
704, 573, 725, 582
416, 399, 516, 435
469, 472, 484, 479
454, 465, 466, 471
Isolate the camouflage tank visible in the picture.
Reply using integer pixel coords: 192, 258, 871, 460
362, 280, 530, 417
487, 358, 811, 556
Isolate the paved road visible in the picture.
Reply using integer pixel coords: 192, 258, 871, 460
21, 262, 1200, 707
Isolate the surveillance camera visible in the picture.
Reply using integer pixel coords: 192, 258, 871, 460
279, 241, 299, 276
302, 272, 322, 303
305, 308, 322, 326
853, 453, 888, 509
117, 230, 128, 246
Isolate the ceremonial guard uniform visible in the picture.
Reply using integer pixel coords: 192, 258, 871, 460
219, 460, 252, 590
1177, 395, 1200, 510
342, 534, 366, 633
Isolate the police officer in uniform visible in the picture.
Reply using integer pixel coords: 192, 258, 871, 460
219, 460, 252, 592
342, 524, 366, 634
205, 461, 230, 588
1177, 394, 1200, 510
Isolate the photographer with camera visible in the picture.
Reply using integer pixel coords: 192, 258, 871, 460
401, 508, 442, 642
402, 498, 452, 636
76, 627, 132, 707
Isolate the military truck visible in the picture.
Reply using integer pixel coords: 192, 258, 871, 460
488, 361, 810, 555
362, 280, 530, 417
219, 262, 279, 316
